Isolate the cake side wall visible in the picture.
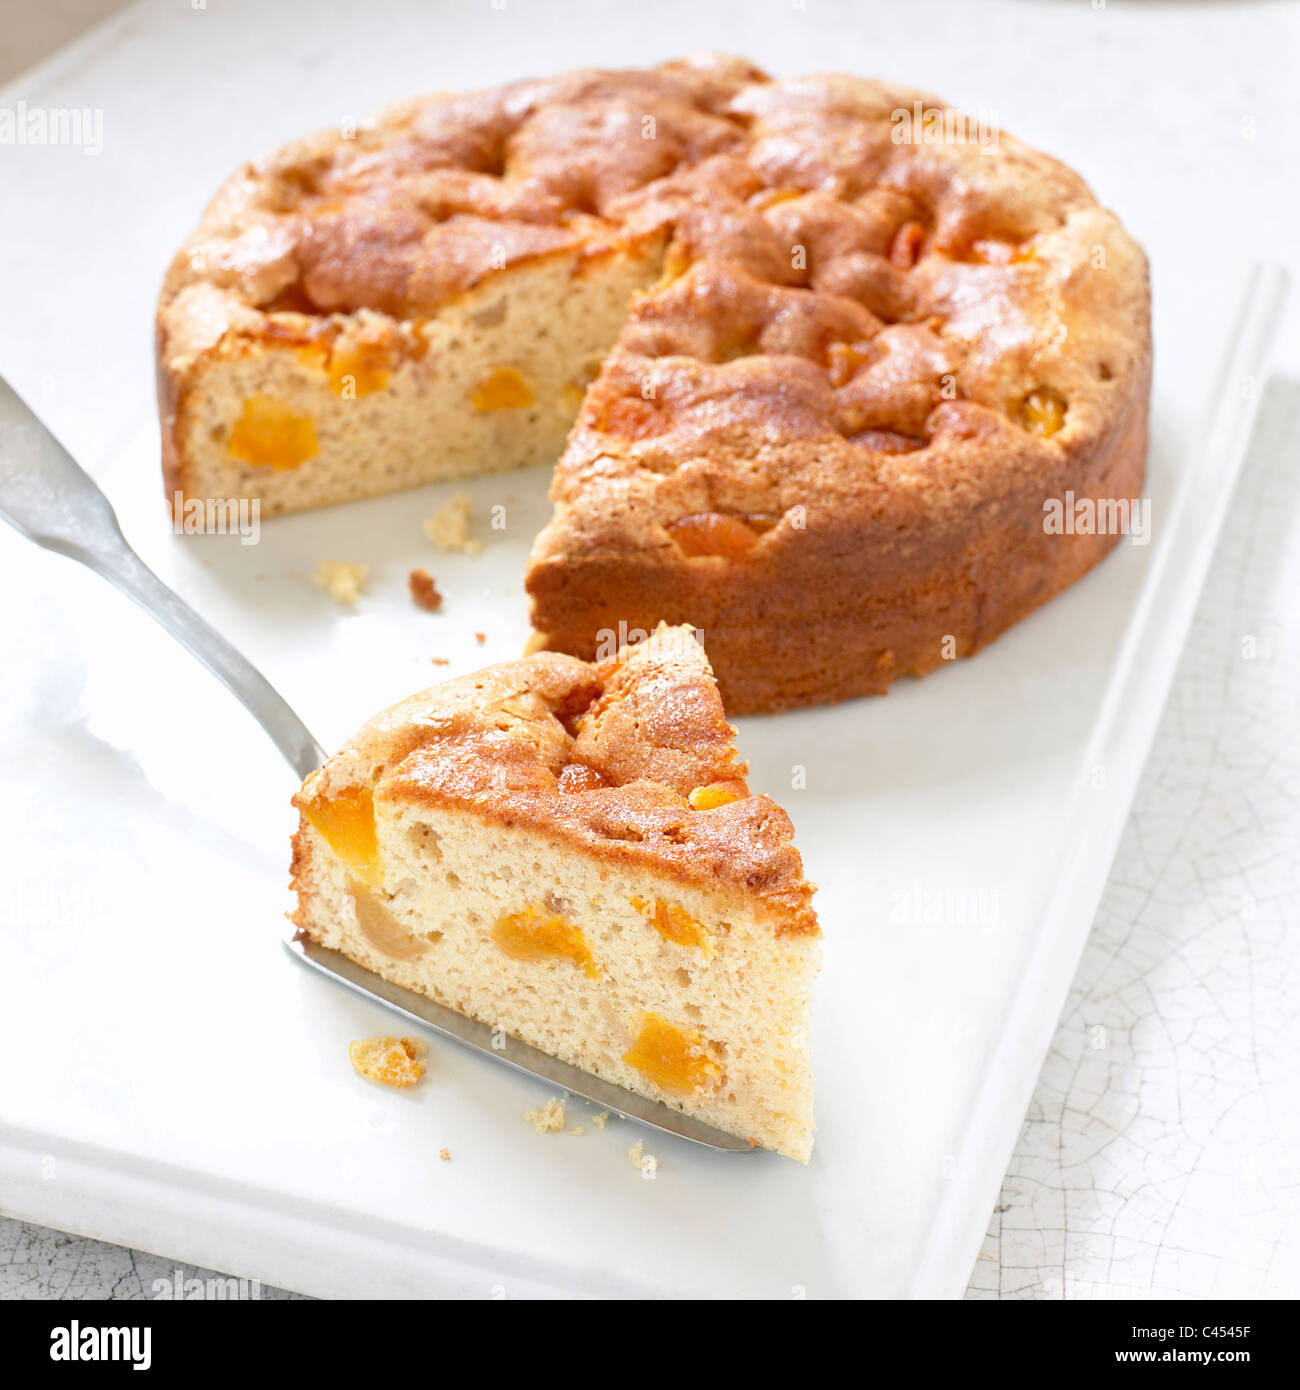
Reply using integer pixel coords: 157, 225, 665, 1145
526, 360, 1152, 714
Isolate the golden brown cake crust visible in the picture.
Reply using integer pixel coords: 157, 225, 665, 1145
291, 627, 818, 936
161, 54, 1151, 712
158, 56, 766, 328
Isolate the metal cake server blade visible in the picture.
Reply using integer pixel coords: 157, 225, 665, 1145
0, 377, 326, 780
0, 376, 757, 1153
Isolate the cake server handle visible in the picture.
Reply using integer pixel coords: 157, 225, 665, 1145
0, 377, 327, 780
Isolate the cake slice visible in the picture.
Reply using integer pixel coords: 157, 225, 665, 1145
290, 625, 819, 1160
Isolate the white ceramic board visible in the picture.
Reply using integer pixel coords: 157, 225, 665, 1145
0, 0, 1286, 1298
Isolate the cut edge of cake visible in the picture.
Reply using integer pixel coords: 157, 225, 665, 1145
158, 234, 666, 517
289, 624, 820, 1161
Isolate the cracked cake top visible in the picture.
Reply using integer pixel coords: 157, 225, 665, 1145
295, 626, 818, 936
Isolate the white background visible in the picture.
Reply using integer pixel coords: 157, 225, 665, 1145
1, 0, 1297, 1299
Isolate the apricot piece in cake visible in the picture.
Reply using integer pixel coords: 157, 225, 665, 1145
491, 904, 600, 977
748, 186, 805, 212
301, 784, 383, 886
350, 883, 428, 961
688, 781, 746, 811
329, 342, 392, 398
825, 340, 874, 388
623, 1013, 723, 1097
968, 238, 1037, 266
667, 512, 776, 560
226, 395, 318, 470
470, 367, 534, 411
1014, 386, 1068, 438
294, 341, 330, 372
657, 240, 693, 284
631, 897, 713, 952
556, 762, 609, 793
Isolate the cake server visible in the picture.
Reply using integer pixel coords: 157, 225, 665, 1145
0, 376, 756, 1152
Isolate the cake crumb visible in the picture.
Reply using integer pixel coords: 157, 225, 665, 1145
431, 657, 450, 666
475, 631, 487, 645
591, 1112, 609, 1129
349, 1035, 425, 1088
439, 1147, 451, 1161
312, 560, 368, 606
423, 492, 483, 554
569, 1126, 584, 1137
526, 1096, 567, 1134
629, 1139, 657, 1176
408, 567, 443, 612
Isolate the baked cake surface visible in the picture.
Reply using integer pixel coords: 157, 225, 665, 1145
160, 54, 1151, 711
290, 625, 820, 1160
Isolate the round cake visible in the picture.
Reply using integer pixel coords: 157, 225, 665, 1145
157, 54, 1151, 713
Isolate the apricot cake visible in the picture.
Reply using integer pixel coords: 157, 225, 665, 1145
289, 625, 820, 1160
159, 54, 1151, 712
